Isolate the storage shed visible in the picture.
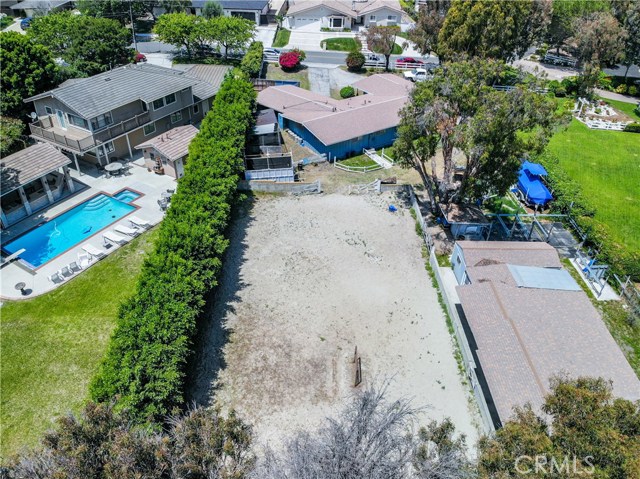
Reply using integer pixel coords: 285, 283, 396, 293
135, 125, 198, 179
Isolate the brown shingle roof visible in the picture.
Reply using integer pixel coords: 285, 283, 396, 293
457, 241, 561, 269
456, 243, 640, 424
1, 143, 71, 195
257, 74, 412, 145
135, 125, 199, 162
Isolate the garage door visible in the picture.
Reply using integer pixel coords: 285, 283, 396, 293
293, 17, 321, 31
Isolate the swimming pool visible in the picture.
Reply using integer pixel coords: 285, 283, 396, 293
2, 193, 137, 268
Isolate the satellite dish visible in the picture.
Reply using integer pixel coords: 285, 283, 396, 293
29, 112, 37, 120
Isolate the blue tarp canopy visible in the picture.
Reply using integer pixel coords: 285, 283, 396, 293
517, 162, 553, 205
521, 161, 548, 177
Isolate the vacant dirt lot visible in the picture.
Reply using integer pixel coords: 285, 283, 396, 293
189, 193, 480, 450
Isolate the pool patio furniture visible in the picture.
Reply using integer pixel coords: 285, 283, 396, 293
115, 224, 140, 237
14, 282, 27, 295
129, 216, 151, 229
104, 161, 125, 175
48, 272, 64, 283
69, 261, 82, 272
82, 243, 107, 259
77, 252, 91, 269
60, 266, 72, 277
103, 231, 129, 245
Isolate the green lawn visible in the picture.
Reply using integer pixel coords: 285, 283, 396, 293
267, 63, 310, 90
340, 154, 379, 168
547, 118, 640, 252
272, 28, 291, 48
602, 98, 640, 120
0, 229, 158, 460
321, 37, 361, 52
372, 43, 403, 55
484, 192, 526, 215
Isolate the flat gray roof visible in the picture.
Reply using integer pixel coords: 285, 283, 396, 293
1, 143, 71, 195
11, 0, 71, 9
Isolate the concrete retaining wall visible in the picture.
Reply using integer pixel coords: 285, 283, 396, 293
237, 180, 321, 194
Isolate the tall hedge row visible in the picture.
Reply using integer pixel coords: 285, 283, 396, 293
239, 41, 263, 78
90, 70, 256, 422
537, 151, 640, 281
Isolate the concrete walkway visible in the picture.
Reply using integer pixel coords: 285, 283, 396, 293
255, 26, 276, 48
595, 89, 639, 104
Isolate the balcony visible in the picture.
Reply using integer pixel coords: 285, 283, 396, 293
29, 111, 152, 152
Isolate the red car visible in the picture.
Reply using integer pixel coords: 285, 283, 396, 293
134, 52, 147, 63
395, 57, 425, 67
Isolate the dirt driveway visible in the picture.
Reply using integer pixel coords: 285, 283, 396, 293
188, 193, 481, 450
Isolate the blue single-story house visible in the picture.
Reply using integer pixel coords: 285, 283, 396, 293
257, 74, 412, 160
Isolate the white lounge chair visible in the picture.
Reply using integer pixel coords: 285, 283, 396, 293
115, 224, 140, 237
82, 243, 107, 259
78, 252, 91, 269
129, 216, 151, 228
60, 265, 72, 277
103, 231, 129, 245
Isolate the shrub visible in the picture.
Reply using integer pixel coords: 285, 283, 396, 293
289, 47, 306, 61
346, 50, 365, 71
90, 69, 256, 422
279, 51, 300, 70
624, 122, 640, 133
560, 76, 579, 96
635, 103, 640, 116
340, 86, 355, 98
629, 85, 638, 96
554, 86, 567, 97
240, 41, 263, 78
615, 84, 628, 94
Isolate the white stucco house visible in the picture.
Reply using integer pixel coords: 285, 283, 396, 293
283, 0, 404, 31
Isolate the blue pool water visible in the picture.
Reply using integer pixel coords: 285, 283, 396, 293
3, 194, 136, 267
113, 189, 141, 203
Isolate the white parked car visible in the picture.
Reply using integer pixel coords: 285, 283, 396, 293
403, 68, 430, 82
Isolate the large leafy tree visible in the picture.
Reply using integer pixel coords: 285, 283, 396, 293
405, 0, 451, 59
210, 16, 255, 59
154, 11, 200, 58
0, 32, 58, 120
76, 0, 147, 24
0, 116, 28, 156
5, 402, 255, 478
364, 25, 401, 70
438, 0, 550, 62
394, 59, 559, 204
611, 0, 640, 86
28, 13, 133, 76
544, 0, 610, 55
479, 377, 640, 479
202, 0, 224, 18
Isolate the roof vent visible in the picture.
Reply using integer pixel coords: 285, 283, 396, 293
105, 78, 111, 82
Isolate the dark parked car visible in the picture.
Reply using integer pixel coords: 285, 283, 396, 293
395, 57, 425, 67
20, 17, 32, 30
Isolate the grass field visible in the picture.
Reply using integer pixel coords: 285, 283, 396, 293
272, 28, 291, 48
267, 63, 310, 90
321, 37, 361, 52
547, 115, 640, 253
0, 229, 158, 460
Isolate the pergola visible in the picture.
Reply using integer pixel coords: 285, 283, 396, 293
1, 143, 74, 228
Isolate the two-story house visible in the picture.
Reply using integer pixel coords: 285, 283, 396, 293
24, 63, 225, 174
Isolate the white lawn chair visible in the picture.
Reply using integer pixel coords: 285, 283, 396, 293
78, 252, 91, 269
82, 243, 107, 259
115, 224, 140, 237
60, 265, 72, 277
129, 216, 151, 229
103, 231, 129, 245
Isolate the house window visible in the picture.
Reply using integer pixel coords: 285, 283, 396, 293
387, 15, 397, 22
193, 102, 200, 114
149, 152, 155, 160
153, 98, 165, 110
98, 141, 115, 157
143, 123, 156, 136
45, 106, 53, 115
165, 93, 176, 105
91, 112, 113, 131
331, 17, 343, 28
369, 15, 376, 21
68, 113, 89, 130
170, 111, 182, 124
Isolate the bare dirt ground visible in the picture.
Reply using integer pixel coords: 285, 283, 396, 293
188, 192, 481, 451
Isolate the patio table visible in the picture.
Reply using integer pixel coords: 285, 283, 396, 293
104, 161, 124, 174
15, 282, 27, 295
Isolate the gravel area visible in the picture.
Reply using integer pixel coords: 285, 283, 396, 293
188, 193, 481, 450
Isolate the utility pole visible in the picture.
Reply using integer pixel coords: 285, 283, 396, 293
129, 0, 138, 52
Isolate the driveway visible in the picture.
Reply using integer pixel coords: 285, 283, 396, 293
255, 25, 276, 48
286, 30, 356, 52
2, 17, 25, 34
306, 65, 364, 96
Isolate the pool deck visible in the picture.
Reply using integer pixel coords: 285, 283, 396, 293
0, 159, 176, 300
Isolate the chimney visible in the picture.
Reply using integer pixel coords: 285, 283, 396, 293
352, 0, 356, 9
